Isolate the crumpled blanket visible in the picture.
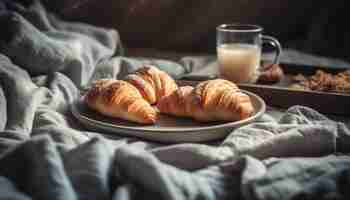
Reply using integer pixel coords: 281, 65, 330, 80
0, 126, 350, 200
0, 0, 350, 199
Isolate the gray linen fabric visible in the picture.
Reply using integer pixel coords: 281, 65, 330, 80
0, 135, 349, 200
0, 0, 121, 87
0, 0, 350, 199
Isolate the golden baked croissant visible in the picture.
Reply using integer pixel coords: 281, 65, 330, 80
157, 79, 254, 122
84, 79, 157, 124
124, 65, 178, 104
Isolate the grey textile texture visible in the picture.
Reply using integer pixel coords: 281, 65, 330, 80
0, 0, 121, 87
0, 0, 350, 200
0, 136, 350, 200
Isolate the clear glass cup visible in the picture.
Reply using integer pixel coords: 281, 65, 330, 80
216, 24, 281, 83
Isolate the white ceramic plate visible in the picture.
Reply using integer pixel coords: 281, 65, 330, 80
71, 90, 266, 143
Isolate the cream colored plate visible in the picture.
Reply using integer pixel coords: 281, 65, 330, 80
71, 90, 265, 143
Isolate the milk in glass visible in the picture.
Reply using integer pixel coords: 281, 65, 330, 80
217, 43, 261, 83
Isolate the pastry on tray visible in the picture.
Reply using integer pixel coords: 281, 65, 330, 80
257, 63, 284, 84
289, 69, 350, 94
157, 79, 254, 122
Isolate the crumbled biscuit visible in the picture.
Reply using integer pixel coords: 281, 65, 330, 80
290, 69, 350, 94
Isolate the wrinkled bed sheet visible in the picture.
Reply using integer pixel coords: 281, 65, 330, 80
0, 1, 350, 199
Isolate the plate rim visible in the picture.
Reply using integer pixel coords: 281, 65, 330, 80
71, 90, 266, 134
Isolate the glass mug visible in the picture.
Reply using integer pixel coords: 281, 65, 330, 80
216, 24, 282, 83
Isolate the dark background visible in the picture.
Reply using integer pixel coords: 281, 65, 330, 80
44, 0, 349, 61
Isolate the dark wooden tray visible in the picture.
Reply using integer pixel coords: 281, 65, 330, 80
179, 63, 350, 116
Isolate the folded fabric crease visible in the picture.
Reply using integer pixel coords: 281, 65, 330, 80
0, 0, 349, 199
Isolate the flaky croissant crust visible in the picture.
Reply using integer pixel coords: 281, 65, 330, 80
157, 79, 254, 122
85, 79, 157, 124
124, 65, 178, 104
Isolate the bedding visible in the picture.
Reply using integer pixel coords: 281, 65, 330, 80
0, 0, 350, 199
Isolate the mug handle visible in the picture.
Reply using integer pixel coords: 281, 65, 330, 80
261, 35, 282, 69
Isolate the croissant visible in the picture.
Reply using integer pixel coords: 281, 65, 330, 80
124, 65, 178, 104
157, 79, 254, 122
84, 79, 157, 124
